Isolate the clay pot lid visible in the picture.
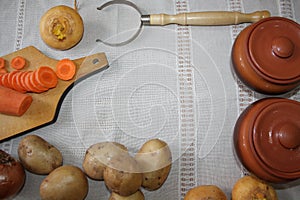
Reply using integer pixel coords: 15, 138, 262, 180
253, 99, 300, 178
248, 17, 300, 84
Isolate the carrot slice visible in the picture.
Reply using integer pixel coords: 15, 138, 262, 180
35, 66, 58, 88
7, 70, 19, 89
0, 68, 7, 74
0, 86, 32, 116
19, 71, 32, 92
55, 59, 76, 80
24, 71, 44, 93
0, 58, 5, 69
11, 71, 27, 93
30, 70, 49, 92
1, 73, 10, 88
11, 56, 26, 70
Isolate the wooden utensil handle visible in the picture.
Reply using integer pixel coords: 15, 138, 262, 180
149, 10, 270, 26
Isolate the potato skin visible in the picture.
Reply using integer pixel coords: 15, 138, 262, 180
232, 175, 278, 200
18, 135, 63, 175
184, 185, 227, 200
82, 142, 128, 180
109, 190, 145, 200
135, 138, 172, 191
104, 154, 143, 197
40, 165, 88, 200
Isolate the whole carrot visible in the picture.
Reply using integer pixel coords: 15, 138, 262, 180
0, 86, 32, 116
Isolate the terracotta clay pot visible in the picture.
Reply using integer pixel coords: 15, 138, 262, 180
232, 17, 300, 95
234, 98, 300, 183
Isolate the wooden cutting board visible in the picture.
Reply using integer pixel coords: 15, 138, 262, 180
0, 46, 108, 141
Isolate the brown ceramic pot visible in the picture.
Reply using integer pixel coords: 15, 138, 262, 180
232, 17, 300, 95
234, 98, 300, 183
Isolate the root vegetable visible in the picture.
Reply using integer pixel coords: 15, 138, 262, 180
82, 141, 128, 180
103, 154, 143, 197
109, 190, 145, 200
0, 86, 32, 116
11, 56, 26, 70
18, 135, 63, 175
135, 139, 172, 191
0, 150, 26, 199
55, 58, 77, 80
40, 165, 88, 200
184, 185, 227, 200
232, 175, 278, 200
39, 4, 84, 50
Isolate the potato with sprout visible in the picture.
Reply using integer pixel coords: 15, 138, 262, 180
39, 3, 84, 50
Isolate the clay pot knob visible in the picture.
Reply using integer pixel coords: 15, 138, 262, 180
272, 36, 294, 58
278, 123, 300, 149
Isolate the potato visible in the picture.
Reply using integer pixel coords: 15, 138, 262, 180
184, 185, 227, 200
232, 175, 278, 200
109, 190, 145, 200
40, 165, 88, 200
82, 141, 128, 180
103, 154, 143, 197
18, 135, 63, 174
135, 138, 172, 190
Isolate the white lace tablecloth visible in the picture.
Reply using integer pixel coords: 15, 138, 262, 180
1, 0, 299, 199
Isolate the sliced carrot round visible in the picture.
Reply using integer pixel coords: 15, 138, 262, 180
11, 71, 27, 93
23, 71, 43, 93
11, 56, 26, 70
0, 68, 7, 74
35, 66, 58, 88
30, 71, 48, 93
55, 58, 76, 81
0, 58, 5, 69
7, 70, 19, 89
20, 71, 32, 92
1, 73, 10, 88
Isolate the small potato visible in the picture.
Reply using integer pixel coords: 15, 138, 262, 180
109, 190, 145, 200
104, 154, 143, 197
18, 135, 63, 174
135, 138, 172, 191
232, 175, 278, 200
184, 185, 227, 200
40, 165, 88, 200
82, 142, 128, 180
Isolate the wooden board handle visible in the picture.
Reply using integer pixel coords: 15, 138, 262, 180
149, 10, 271, 26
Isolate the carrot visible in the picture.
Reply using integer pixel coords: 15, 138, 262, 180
11, 71, 26, 93
55, 58, 76, 80
23, 71, 44, 93
11, 56, 26, 70
1, 73, 10, 88
30, 71, 48, 92
0, 86, 32, 116
35, 66, 58, 88
0, 68, 8, 74
0, 58, 5, 69
7, 70, 19, 89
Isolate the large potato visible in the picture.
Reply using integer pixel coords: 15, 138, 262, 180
40, 165, 88, 200
232, 175, 278, 200
82, 141, 128, 180
104, 154, 143, 196
135, 138, 172, 191
18, 135, 63, 174
184, 185, 227, 200
109, 190, 145, 200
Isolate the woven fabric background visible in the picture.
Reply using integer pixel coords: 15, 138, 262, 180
0, 0, 299, 199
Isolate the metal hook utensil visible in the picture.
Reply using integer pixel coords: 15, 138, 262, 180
96, 0, 271, 46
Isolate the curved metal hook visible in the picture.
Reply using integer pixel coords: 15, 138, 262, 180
96, 0, 144, 47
